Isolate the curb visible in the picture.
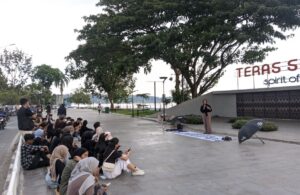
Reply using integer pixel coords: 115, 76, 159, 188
2, 135, 22, 195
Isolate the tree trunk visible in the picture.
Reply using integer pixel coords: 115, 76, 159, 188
109, 100, 114, 109
60, 84, 64, 104
190, 84, 198, 98
174, 68, 181, 93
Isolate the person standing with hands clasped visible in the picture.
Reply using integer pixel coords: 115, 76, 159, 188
200, 99, 212, 134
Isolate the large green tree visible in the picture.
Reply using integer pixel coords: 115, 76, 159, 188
23, 83, 54, 105
32, 64, 61, 90
54, 71, 69, 103
0, 90, 20, 105
88, 0, 300, 98
0, 49, 32, 89
0, 69, 8, 90
66, 19, 140, 109
70, 88, 91, 108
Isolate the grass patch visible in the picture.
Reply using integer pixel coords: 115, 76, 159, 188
183, 115, 203, 124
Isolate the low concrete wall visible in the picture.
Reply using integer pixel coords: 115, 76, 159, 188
2, 136, 22, 195
163, 92, 237, 118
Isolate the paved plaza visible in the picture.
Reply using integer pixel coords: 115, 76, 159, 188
2, 109, 300, 195
69, 109, 300, 195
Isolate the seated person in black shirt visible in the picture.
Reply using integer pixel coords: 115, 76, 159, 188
21, 134, 49, 170
102, 137, 145, 179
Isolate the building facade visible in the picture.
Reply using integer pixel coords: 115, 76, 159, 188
165, 86, 300, 120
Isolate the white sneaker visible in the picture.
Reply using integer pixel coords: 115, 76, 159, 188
132, 168, 145, 176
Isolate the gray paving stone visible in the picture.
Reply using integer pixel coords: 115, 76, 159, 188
14, 109, 300, 194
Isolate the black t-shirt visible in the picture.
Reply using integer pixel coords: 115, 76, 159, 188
55, 160, 65, 184
103, 147, 122, 164
46, 105, 51, 113
57, 107, 66, 116
17, 107, 34, 131
200, 104, 212, 116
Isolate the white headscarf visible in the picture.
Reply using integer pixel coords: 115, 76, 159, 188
69, 157, 99, 195
92, 126, 104, 142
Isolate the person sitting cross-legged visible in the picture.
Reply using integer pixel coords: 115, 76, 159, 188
67, 157, 108, 195
21, 134, 50, 170
60, 148, 89, 195
102, 137, 145, 179
46, 145, 69, 191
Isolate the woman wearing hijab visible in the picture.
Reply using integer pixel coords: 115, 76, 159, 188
60, 148, 89, 195
102, 137, 145, 179
67, 157, 107, 195
92, 126, 103, 142
49, 145, 69, 190
200, 99, 213, 134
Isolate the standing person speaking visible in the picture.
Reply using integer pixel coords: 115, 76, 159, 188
200, 99, 212, 134
17, 98, 36, 133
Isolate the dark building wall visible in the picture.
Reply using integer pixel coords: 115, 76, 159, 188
237, 90, 300, 119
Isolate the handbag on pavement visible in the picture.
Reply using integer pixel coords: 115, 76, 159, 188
102, 149, 116, 172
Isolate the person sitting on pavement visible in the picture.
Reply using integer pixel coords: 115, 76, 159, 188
94, 133, 109, 166
67, 157, 108, 195
102, 137, 145, 179
21, 134, 49, 170
55, 116, 67, 130
79, 120, 93, 137
48, 145, 69, 191
81, 131, 96, 157
49, 129, 63, 153
60, 148, 89, 195
73, 121, 82, 139
33, 122, 50, 147
92, 122, 104, 142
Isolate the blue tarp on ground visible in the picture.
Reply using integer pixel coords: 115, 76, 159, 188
174, 131, 224, 142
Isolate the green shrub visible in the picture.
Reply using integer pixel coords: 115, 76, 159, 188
228, 117, 252, 123
184, 115, 203, 124
261, 122, 278, 132
232, 119, 248, 129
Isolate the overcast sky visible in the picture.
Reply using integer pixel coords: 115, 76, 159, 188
0, 0, 299, 97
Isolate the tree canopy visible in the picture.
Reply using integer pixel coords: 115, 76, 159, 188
0, 48, 32, 89
81, 0, 300, 98
70, 88, 91, 107
66, 19, 138, 109
32, 64, 60, 89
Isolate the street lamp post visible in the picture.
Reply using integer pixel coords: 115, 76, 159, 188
159, 76, 168, 121
131, 90, 138, 117
154, 81, 156, 111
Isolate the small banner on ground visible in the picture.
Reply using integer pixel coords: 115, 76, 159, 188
174, 131, 223, 142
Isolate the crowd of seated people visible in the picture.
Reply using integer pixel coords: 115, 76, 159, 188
20, 113, 145, 195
